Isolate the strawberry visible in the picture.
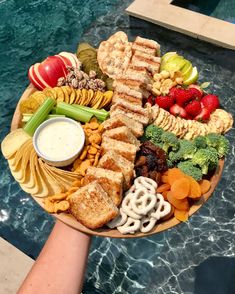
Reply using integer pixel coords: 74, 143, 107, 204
174, 88, 193, 106
155, 95, 174, 110
147, 95, 155, 106
169, 87, 178, 98
188, 84, 203, 97
194, 108, 210, 122
170, 104, 187, 118
201, 94, 220, 113
185, 100, 202, 117
188, 87, 202, 99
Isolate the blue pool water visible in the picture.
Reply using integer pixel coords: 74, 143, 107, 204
1, 0, 235, 293
172, 0, 235, 23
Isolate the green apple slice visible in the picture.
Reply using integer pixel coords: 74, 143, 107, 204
181, 61, 193, 80
183, 66, 198, 85
163, 56, 187, 72
160, 52, 178, 71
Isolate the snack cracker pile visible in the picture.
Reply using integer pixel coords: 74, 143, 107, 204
1, 31, 233, 236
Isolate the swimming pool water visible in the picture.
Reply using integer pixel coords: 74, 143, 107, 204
0, 0, 235, 293
172, 0, 235, 23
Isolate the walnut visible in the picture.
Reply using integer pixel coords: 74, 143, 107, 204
57, 77, 66, 86
71, 78, 78, 88
89, 70, 97, 79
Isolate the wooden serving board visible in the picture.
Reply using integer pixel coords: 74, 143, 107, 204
11, 84, 224, 238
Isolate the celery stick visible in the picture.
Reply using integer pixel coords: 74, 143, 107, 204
56, 102, 93, 123
72, 104, 109, 121
22, 114, 65, 123
23, 98, 55, 136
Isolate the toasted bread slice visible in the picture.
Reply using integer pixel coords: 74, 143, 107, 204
102, 113, 144, 138
98, 150, 134, 190
112, 93, 142, 106
103, 126, 140, 147
84, 167, 123, 206
69, 181, 118, 229
101, 136, 138, 162
131, 51, 161, 74
133, 36, 161, 56
110, 100, 150, 125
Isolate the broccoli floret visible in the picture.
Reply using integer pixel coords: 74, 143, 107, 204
177, 161, 202, 181
168, 150, 182, 163
145, 125, 163, 144
178, 140, 197, 160
192, 148, 218, 175
194, 135, 207, 149
168, 139, 196, 162
167, 158, 175, 168
205, 133, 230, 158
161, 131, 179, 153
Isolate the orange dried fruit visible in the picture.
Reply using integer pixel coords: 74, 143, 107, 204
157, 183, 171, 193
174, 209, 189, 222
161, 175, 169, 184
188, 176, 201, 199
199, 179, 211, 194
171, 178, 190, 199
167, 168, 185, 185
167, 191, 189, 211
162, 190, 169, 200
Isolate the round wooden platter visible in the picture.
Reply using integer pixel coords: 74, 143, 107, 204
11, 84, 224, 238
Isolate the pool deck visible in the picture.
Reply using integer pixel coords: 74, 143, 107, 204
0, 238, 33, 294
126, 0, 235, 50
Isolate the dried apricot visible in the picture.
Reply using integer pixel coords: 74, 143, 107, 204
167, 191, 189, 211
171, 178, 190, 199
161, 175, 169, 184
199, 179, 211, 194
188, 176, 201, 199
162, 190, 169, 200
168, 168, 185, 185
174, 209, 189, 222
157, 183, 171, 193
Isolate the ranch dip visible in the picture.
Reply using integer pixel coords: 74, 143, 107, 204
36, 120, 84, 160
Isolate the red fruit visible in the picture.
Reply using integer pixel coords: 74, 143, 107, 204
170, 104, 187, 118
188, 84, 203, 97
155, 95, 174, 110
201, 94, 220, 113
188, 87, 203, 99
169, 87, 178, 99
147, 95, 154, 106
174, 88, 193, 106
194, 108, 211, 122
185, 100, 202, 117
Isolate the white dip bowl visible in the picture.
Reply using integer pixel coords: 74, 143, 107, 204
33, 117, 85, 167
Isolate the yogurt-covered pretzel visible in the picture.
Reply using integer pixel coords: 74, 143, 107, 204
130, 188, 157, 215
150, 194, 171, 220
134, 176, 157, 194
106, 208, 127, 228
117, 217, 141, 234
122, 193, 142, 219
140, 216, 157, 233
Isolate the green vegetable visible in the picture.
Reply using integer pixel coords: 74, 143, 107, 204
56, 102, 93, 123
23, 97, 55, 136
178, 140, 197, 160
145, 125, 163, 144
72, 104, 109, 121
177, 161, 202, 181
167, 158, 174, 168
22, 114, 65, 123
194, 135, 207, 149
205, 133, 230, 158
161, 131, 179, 153
192, 148, 218, 175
